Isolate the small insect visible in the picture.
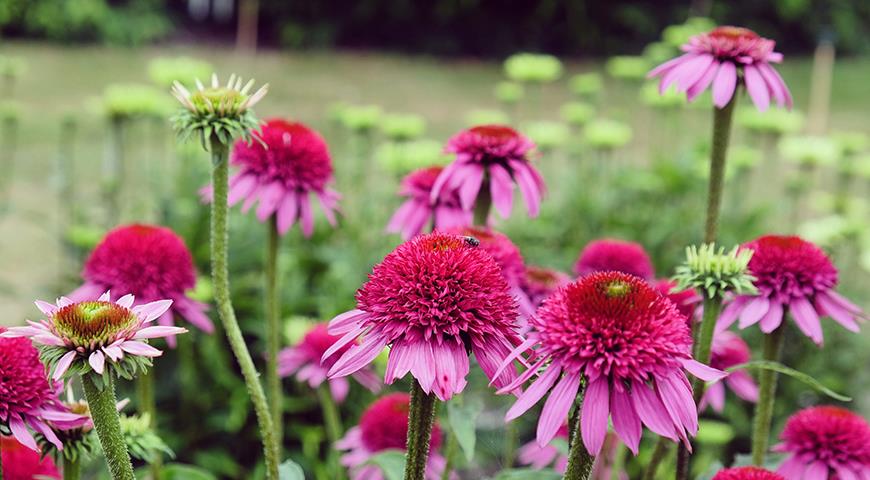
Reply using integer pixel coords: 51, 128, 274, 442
463, 236, 480, 247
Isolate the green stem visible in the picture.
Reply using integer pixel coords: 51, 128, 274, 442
440, 429, 458, 480
751, 325, 786, 465
81, 373, 135, 480
703, 96, 737, 243
473, 178, 492, 226
642, 439, 672, 480
265, 216, 283, 448
137, 370, 161, 479
502, 420, 517, 468
609, 441, 626, 480
63, 455, 81, 480
317, 385, 345, 480
404, 380, 438, 480
210, 142, 280, 479
564, 386, 595, 480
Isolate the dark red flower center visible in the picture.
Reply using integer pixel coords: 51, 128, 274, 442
469, 124, 519, 140
709, 26, 760, 42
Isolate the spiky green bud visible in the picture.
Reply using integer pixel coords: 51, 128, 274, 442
673, 243, 757, 299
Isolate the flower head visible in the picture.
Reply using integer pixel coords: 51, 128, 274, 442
1, 329, 88, 452
278, 323, 379, 403
673, 243, 757, 299
775, 406, 870, 480
2, 293, 185, 382
574, 239, 655, 280
648, 26, 792, 111
717, 235, 864, 345
522, 266, 571, 308
337, 393, 446, 480
387, 166, 471, 240
1, 435, 61, 479
69, 224, 212, 345
323, 232, 521, 401
171, 73, 267, 148
713, 467, 784, 480
215, 119, 340, 237
503, 272, 725, 455
700, 331, 758, 412
431, 125, 544, 220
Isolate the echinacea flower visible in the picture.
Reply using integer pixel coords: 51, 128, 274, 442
0, 329, 88, 451
278, 323, 380, 403
502, 272, 724, 455
648, 26, 792, 111
337, 393, 448, 480
655, 279, 702, 321
68, 224, 212, 346
1, 435, 61, 479
211, 119, 340, 237
717, 235, 864, 345
2, 293, 185, 382
386, 166, 471, 240
431, 125, 544, 219
700, 331, 758, 413
574, 239, 655, 280
775, 406, 870, 480
522, 266, 571, 308
713, 466, 784, 480
323, 232, 521, 401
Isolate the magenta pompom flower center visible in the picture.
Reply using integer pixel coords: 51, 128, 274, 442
777, 406, 870, 475
53, 301, 138, 348
712, 466, 784, 480
700, 27, 775, 62
0, 333, 55, 423
744, 235, 837, 304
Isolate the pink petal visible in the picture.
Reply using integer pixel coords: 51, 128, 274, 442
790, 297, 824, 345
739, 296, 770, 329
327, 333, 388, 378
327, 309, 368, 335
805, 461, 830, 480
430, 340, 469, 400
674, 54, 715, 92
429, 161, 461, 204
409, 341, 436, 393
631, 380, 678, 440
659, 54, 703, 93
276, 192, 299, 235
33, 334, 65, 346
98, 291, 112, 302
497, 357, 547, 395
680, 358, 727, 382
133, 299, 173, 323
457, 164, 485, 211
174, 297, 215, 333
491, 337, 537, 384
116, 294, 135, 309
716, 296, 749, 333
255, 182, 285, 221
103, 344, 124, 362
777, 455, 808, 479
384, 339, 414, 384
89, 350, 106, 374
489, 163, 514, 218
511, 161, 542, 217
580, 376, 610, 455
656, 373, 698, 436
386, 200, 417, 234
536, 371, 581, 446
35, 299, 59, 316
227, 174, 258, 206
743, 64, 770, 111
9, 416, 39, 451
119, 341, 163, 357
702, 382, 726, 413
815, 291, 860, 332
648, 53, 694, 78
610, 387, 642, 454
686, 60, 719, 101
726, 371, 759, 402
711, 61, 738, 108
759, 300, 784, 333
134, 326, 188, 339
505, 362, 562, 421
322, 325, 366, 362
299, 193, 314, 237
757, 62, 793, 109
53, 350, 78, 380
315, 190, 339, 227
472, 336, 519, 389
329, 377, 350, 403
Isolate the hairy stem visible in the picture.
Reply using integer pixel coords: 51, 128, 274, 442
63, 455, 81, 480
317, 385, 345, 480
642, 439, 672, 480
404, 380, 438, 480
81, 373, 135, 480
137, 370, 161, 479
210, 142, 280, 479
502, 420, 517, 468
564, 386, 595, 480
265, 216, 283, 448
751, 325, 786, 465
704, 97, 737, 243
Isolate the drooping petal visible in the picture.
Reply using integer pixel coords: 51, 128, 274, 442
133, 299, 173, 323
299, 193, 314, 237
726, 371, 759, 402
536, 371, 581, 446
610, 386, 642, 454
53, 350, 78, 380
116, 294, 135, 309
489, 163, 515, 218
322, 325, 366, 362
631, 380, 678, 440
329, 377, 350, 403
738, 296, 770, 329
384, 339, 414, 384
119, 341, 163, 357
790, 297, 824, 345
717, 296, 749, 333
89, 350, 106, 374
580, 376, 610, 455
686, 60, 720, 101
711, 61, 738, 108
9, 416, 39, 451
505, 362, 562, 421
656, 373, 698, 437
759, 300, 784, 333
680, 358, 727, 382
743, 64, 771, 111
327, 333, 389, 378
815, 291, 860, 332
134, 325, 188, 339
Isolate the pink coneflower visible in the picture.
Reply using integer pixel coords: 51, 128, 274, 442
713, 467, 784, 480
522, 266, 571, 308
337, 393, 447, 480
1, 435, 61, 479
387, 166, 472, 240
323, 232, 521, 401
574, 239, 655, 280
654, 279, 702, 321
517, 424, 570, 472
2, 292, 185, 381
502, 272, 724, 455
701, 331, 758, 412
219, 119, 340, 236
278, 323, 380, 402
717, 235, 864, 346
775, 406, 870, 480
648, 26, 792, 111
0, 329, 88, 452
69, 224, 212, 346
431, 125, 544, 219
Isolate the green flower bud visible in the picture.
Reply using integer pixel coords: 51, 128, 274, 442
673, 243, 757, 299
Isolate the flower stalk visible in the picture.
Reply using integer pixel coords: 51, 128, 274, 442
751, 325, 786, 465
81, 373, 135, 480
404, 380, 438, 480
265, 216, 282, 447
564, 386, 595, 480
137, 370, 161, 480
63, 456, 81, 480
317, 385, 345, 480
210, 140, 280, 479
704, 96, 737, 243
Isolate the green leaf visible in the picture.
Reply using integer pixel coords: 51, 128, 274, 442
728, 360, 852, 401
491, 469, 563, 480
447, 397, 483, 461
160, 464, 218, 480
278, 459, 306, 480
366, 450, 406, 480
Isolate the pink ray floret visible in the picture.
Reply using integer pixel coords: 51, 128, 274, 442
322, 232, 521, 401
716, 235, 864, 346
387, 166, 472, 240
1, 328, 89, 452
205, 119, 341, 237
336, 393, 451, 480
67, 224, 213, 346
278, 323, 380, 403
431, 125, 545, 220
774, 406, 870, 480
574, 238, 655, 280
648, 26, 792, 111
700, 331, 758, 413
2, 292, 185, 382
502, 272, 724, 456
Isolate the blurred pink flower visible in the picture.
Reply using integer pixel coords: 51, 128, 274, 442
712, 467, 784, 480
648, 26, 792, 111
700, 331, 758, 412
522, 266, 571, 309
1, 435, 61, 479
387, 166, 471, 240
574, 238, 655, 280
